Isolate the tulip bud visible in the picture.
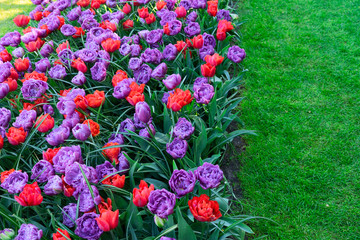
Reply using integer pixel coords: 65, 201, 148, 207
154, 215, 166, 228
0, 229, 15, 240
135, 101, 151, 123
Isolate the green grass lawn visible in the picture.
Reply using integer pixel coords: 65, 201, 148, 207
238, 0, 360, 239
0, 0, 33, 36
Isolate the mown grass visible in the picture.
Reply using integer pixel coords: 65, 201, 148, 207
238, 0, 360, 239
0, 0, 33, 36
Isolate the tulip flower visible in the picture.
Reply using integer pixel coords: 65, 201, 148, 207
156, 1, 167, 10
188, 194, 222, 222
13, 15, 30, 27
95, 209, 119, 232
123, 3, 132, 14
192, 35, 204, 49
201, 63, 216, 77
83, 119, 100, 137
135, 101, 151, 123
43, 147, 61, 164
102, 142, 121, 164
207, 0, 218, 17
25, 38, 45, 52
77, 0, 90, 7
133, 180, 155, 207
176, 6, 187, 18
0, 49, 12, 62
72, 26, 85, 38
205, 53, 224, 66
52, 228, 71, 240
85, 90, 105, 108
56, 41, 71, 54
167, 89, 193, 112
15, 182, 43, 206
6, 127, 27, 145
138, 7, 149, 19
102, 174, 125, 188
35, 114, 55, 133
101, 38, 121, 53
71, 58, 87, 73
145, 14, 156, 24
123, 20, 134, 30
0, 135, 3, 149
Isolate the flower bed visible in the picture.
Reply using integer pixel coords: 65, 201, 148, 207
0, 0, 250, 239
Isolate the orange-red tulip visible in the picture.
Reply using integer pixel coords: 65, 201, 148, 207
6, 127, 27, 145
95, 209, 119, 232
132, 180, 155, 207
13, 15, 30, 27
201, 63, 216, 77
15, 182, 43, 206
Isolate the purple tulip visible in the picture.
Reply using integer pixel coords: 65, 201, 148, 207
159, 11, 177, 26
40, 41, 54, 58
64, 162, 93, 187
113, 79, 132, 99
108, 133, 125, 145
163, 44, 178, 61
0, 63, 11, 83
144, 29, 164, 44
0, 31, 21, 47
43, 175, 63, 195
131, 44, 141, 57
0, 83, 9, 99
61, 24, 77, 36
139, 124, 156, 139
120, 118, 136, 133
192, 0, 206, 8
186, 11, 198, 23
184, 22, 201, 37
141, 48, 163, 65
169, 169, 196, 198
135, 101, 151, 123
77, 185, 102, 212
67, 6, 81, 21
46, 125, 71, 146
71, 71, 87, 86
75, 212, 103, 239
43, 104, 54, 116
13, 110, 37, 131
57, 97, 76, 115
228, 46, 246, 63
12, 47, 25, 58
194, 162, 224, 189
35, 58, 51, 73
62, 203, 77, 228
91, 62, 107, 82
151, 63, 167, 80
160, 237, 176, 240
163, 74, 181, 90
166, 20, 182, 36
217, 9, 232, 21
0, 107, 11, 128
199, 45, 215, 60
15, 224, 42, 240
96, 161, 117, 181
166, 137, 188, 159
61, 111, 81, 129
147, 189, 176, 219
58, 49, 75, 66
76, 48, 97, 62
117, 151, 130, 175
134, 64, 152, 84
119, 43, 132, 56
72, 123, 91, 141
173, 118, 194, 140
193, 77, 208, 90
31, 160, 55, 183
129, 58, 142, 71
194, 83, 215, 104
1, 171, 28, 194
49, 65, 67, 79
53, 145, 83, 174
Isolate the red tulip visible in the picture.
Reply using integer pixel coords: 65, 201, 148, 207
145, 13, 156, 24
101, 38, 121, 53
77, 0, 90, 7
43, 11, 51, 18
43, 147, 60, 164
176, 6, 187, 18
33, 12, 43, 21
35, 114, 55, 133
53, 228, 71, 240
102, 174, 125, 188
6, 127, 27, 146
98, 197, 112, 214
72, 26, 85, 38
56, 41, 71, 54
156, 0, 167, 10
207, 0, 218, 17
57, 16, 65, 30
123, 3, 132, 14
126, 82, 145, 106
205, 53, 224, 66
100, 20, 117, 32
201, 63, 216, 77
4, 78, 18, 92
188, 194, 222, 222
132, 180, 155, 207
91, 0, 101, 9
138, 7, 149, 19
0, 135, 3, 149
14, 58, 30, 72
0, 49, 12, 62
167, 88, 193, 112
39, 24, 51, 36
1, 169, 15, 183
123, 19, 134, 30
218, 19, 234, 32
192, 35, 204, 49
83, 119, 100, 137
13, 15, 30, 27
15, 182, 43, 207
71, 58, 87, 73
112, 70, 128, 87
62, 175, 75, 197
95, 209, 119, 232
25, 38, 45, 52
9, 68, 19, 80
102, 142, 121, 164
85, 90, 105, 108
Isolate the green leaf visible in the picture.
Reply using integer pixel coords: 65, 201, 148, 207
176, 206, 197, 240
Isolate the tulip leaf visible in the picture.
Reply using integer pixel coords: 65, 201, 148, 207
176, 206, 197, 240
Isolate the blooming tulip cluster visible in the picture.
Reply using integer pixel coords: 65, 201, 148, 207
0, 0, 247, 239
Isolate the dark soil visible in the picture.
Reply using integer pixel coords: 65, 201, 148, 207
222, 121, 247, 199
